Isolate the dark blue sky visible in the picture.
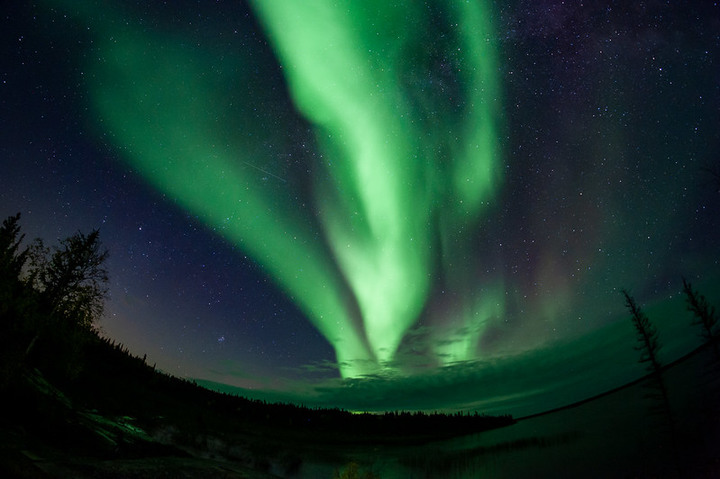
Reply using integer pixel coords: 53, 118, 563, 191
1, 0, 718, 416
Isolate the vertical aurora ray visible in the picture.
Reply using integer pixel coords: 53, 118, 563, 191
47, 0, 503, 377
248, 1, 434, 365
249, 0, 503, 368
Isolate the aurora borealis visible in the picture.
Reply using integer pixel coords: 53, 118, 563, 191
2, 1, 719, 415
68, 0, 507, 377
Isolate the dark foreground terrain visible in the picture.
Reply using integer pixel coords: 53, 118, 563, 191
2, 334, 720, 478
0, 336, 513, 478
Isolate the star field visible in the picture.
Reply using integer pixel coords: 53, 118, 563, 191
1, 0, 718, 415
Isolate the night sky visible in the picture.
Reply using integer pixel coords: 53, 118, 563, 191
2, 0, 719, 417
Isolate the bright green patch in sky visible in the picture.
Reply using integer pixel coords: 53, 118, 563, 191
50, 0, 503, 377
249, 0, 502, 366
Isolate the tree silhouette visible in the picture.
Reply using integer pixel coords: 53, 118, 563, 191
622, 289, 676, 461
0, 214, 110, 379
622, 290, 672, 410
27, 229, 109, 332
0, 213, 28, 323
0, 213, 31, 385
623, 290, 663, 376
23, 229, 109, 379
682, 277, 719, 359
0, 213, 28, 287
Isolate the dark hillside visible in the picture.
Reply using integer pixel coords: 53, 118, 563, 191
63, 335, 515, 444
0, 334, 514, 478
0, 215, 513, 477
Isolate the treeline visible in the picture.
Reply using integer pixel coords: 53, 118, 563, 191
77, 335, 514, 443
0, 213, 512, 444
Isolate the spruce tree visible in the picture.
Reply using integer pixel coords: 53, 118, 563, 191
682, 277, 718, 358
622, 289, 675, 443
